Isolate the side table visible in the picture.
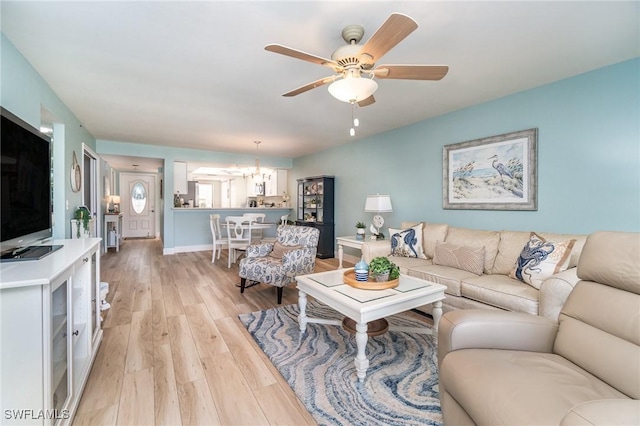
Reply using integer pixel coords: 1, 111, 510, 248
104, 213, 123, 252
336, 235, 365, 268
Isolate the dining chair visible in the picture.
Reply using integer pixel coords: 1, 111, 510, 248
260, 214, 290, 243
225, 215, 253, 268
209, 214, 227, 263
243, 213, 266, 244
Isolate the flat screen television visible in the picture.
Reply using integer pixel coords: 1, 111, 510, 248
1, 106, 60, 261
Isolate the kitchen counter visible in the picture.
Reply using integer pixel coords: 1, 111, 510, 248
171, 207, 292, 211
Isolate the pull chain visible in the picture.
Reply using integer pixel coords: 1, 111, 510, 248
350, 102, 359, 136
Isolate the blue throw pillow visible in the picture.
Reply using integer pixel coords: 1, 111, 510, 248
389, 224, 426, 259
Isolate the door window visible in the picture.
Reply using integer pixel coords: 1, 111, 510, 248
131, 182, 147, 214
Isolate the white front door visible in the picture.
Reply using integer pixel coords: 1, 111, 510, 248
121, 173, 156, 238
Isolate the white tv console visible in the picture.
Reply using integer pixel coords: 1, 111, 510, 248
0, 238, 102, 425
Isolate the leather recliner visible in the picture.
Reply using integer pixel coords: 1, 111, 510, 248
437, 231, 640, 425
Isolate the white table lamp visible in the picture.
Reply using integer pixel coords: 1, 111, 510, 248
364, 194, 393, 238
111, 195, 121, 213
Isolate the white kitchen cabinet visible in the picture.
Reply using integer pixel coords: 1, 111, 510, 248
246, 174, 265, 196
265, 169, 288, 196
173, 161, 188, 195
0, 238, 102, 425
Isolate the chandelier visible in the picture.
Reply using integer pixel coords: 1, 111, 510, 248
253, 140, 261, 176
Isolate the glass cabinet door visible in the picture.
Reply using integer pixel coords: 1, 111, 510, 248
90, 252, 98, 340
298, 178, 326, 223
51, 278, 70, 413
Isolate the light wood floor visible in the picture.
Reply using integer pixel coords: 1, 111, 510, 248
74, 238, 353, 426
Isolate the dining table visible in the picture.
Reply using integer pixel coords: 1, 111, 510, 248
220, 222, 277, 231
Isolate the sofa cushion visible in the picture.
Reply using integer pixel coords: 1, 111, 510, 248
389, 223, 426, 259
433, 241, 485, 276
461, 274, 539, 315
556, 281, 640, 399
388, 255, 433, 274
445, 227, 500, 274
408, 264, 479, 297
510, 232, 576, 290
492, 230, 532, 275
400, 221, 449, 259
577, 231, 640, 294
440, 349, 627, 426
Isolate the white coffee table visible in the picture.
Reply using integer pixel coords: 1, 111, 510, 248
295, 269, 446, 382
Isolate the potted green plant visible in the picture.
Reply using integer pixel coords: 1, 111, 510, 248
74, 206, 91, 238
355, 221, 366, 240
368, 256, 400, 282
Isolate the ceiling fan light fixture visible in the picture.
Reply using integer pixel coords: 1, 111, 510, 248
328, 77, 378, 103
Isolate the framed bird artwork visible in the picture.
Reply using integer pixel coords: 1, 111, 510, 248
442, 128, 538, 210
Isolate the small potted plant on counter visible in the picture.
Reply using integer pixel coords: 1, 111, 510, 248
368, 256, 400, 282
355, 221, 366, 240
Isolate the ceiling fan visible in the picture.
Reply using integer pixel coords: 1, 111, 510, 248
265, 13, 449, 107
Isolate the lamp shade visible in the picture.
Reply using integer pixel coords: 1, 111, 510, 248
111, 195, 121, 204
364, 194, 393, 212
328, 77, 378, 103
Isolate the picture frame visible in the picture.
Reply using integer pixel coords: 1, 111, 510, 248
443, 128, 538, 210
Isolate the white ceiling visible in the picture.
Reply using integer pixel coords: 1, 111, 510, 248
3, 1, 639, 163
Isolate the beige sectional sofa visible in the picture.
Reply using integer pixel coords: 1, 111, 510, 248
437, 231, 640, 425
361, 222, 587, 319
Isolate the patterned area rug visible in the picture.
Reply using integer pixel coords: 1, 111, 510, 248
238, 300, 442, 426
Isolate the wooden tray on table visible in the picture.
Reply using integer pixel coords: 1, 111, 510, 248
343, 269, 399, 290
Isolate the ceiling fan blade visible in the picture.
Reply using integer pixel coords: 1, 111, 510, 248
374, 65, 449, 80
357, 95, 376, 107
283, 76, 334, 97
265, 44, 341, 71
359, 13, 418, 63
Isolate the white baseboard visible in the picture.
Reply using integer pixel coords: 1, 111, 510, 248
163, 244, 210, 255
164, 246, 358, 262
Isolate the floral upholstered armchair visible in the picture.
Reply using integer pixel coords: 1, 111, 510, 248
239, 225, 320, 303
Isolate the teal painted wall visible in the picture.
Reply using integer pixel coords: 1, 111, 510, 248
293, 58, 640, 239
1, 34, 98, 239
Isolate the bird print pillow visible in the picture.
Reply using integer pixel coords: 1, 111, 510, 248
510, 232, 576, 289
389, 224, 427, 259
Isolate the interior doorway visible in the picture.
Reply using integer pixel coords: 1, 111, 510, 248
82, 144, 100, 237
120, 173, 156, 238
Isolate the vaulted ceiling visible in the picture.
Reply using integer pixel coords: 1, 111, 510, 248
3, 1, 639, 161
